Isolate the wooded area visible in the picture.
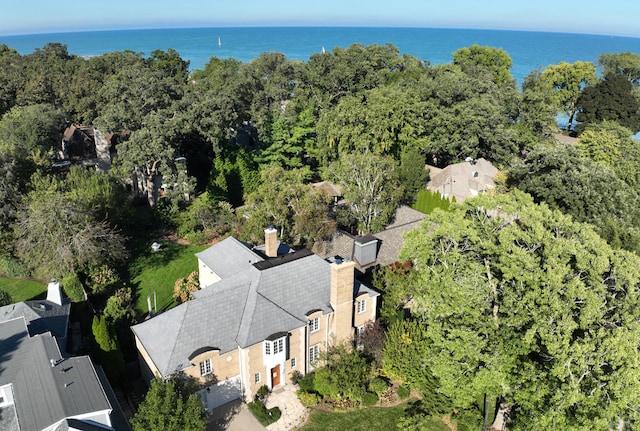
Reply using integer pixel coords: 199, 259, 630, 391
1, 41, 640, 430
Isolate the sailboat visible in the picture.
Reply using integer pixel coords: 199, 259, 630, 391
218, 36, 221, 47
322, 46, 325, 54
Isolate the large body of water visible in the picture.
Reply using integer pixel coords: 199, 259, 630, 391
2, 27, 640, 84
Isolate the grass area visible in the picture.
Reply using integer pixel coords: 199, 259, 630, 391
301, 402, 418, 431
0, 277, 47, 302
128, 240, 208, 316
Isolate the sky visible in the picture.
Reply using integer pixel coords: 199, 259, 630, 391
1, 0, 639, 38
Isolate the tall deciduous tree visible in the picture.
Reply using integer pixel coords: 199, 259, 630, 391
452, 44, 515, 87
328, 151, 402, 235
598, 51, 640, 85
130, 378, 207, 431
400, 191, 640, 430
539, 61, 598, 131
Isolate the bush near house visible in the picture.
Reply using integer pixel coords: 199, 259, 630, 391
412, 189, 453, 214
247, 399, 282, 426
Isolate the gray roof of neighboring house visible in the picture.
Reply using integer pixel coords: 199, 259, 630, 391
0, 299, 71, 341
314, 205, 426, 269
0, 318, 113, 431
427, 157, 498, 202
195, 236, 263, 281
133, 243, 379, 377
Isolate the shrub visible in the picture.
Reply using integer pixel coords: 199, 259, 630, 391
62, 273, 85, 302
247, 399, 281, 426
412, 189, 453, 214
173, 271, 200, 303
0, 290, 13, 306
290, 370, 303, 385
297, 390, 320, 407
0, 256, 30, 277
369, 377, 388, 395
397, 385, 410, 399
298, 372, 315, 393
362, 392, 379, 406
313, 345, 369, 402
256, 384, 270, 400
87, 265, 120, 294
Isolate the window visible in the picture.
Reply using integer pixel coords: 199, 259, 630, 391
309, 317, 319, 333
265, 338, 285, 355
291, 357, 296, 369
356, 326, 365, 348
357, 299, 366, 314
309, 344, 320, 364
274, 338, 284, 354
255, 372, 261, 384
199, 359, 212, 376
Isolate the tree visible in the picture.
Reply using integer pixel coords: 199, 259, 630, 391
328, 151, 402, 235
575, 73, 640, 133
313, 345, 370, 402
0, 290, 13, 306
130, 378, 207, 431
14, 177, 127, 278
399, 191, 640, 430
598, 51, 640, 85
507, 144, 640, 253
92, 315, 125, 383
539, 61, 598, 131
452, 44, 515, 87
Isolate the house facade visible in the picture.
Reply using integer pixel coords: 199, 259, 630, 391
132, 228, 379, 410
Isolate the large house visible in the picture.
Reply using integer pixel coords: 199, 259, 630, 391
426, 157, 499, 202
132, 228, 379, 410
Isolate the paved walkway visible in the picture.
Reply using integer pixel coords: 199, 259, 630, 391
265, 385, 308, 431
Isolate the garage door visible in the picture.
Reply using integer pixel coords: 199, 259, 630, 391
201, 375, 242, 411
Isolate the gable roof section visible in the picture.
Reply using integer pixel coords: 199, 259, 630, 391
195, 236, 263, 281
427, 158, 498, 202
0, 299, 71, 340
0, 318, 111, 431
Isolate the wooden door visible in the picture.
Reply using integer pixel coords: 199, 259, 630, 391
271, 365, 280, 387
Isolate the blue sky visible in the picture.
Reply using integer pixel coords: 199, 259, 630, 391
2, 0, 638, 38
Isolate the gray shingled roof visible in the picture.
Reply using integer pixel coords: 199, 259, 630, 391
133, 240, 378, 377
0, 318, 112, 431
195, 236, 263, 282
0, 299, 71, 340
427, 157, 499, 202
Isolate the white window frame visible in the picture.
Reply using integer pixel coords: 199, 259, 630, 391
357, 299, 366, 314
265, 341, 271, 355
265, 337, 285, 355
199, 358, 212, 376
291, 357, 296, 369
255, 372, 261, 384
309, 317, 320, 333
309, 344, 320, 364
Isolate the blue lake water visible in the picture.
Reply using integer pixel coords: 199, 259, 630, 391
2, 27, 640, 83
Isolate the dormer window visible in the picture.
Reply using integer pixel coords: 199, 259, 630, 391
357, 299, 366, 314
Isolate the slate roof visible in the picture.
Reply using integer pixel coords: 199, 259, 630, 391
0, 318, 113, 431
195, 236, 263, 281
314, 205, 426, 270
132, 241, 378, 377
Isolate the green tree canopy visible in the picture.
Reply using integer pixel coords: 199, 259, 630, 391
598, 51, 640, 85
575, 73, 640, 133
452, 44, 515, 87
130, 378, 207, 431
400, 191, 640, 430
540, 61, 598, 131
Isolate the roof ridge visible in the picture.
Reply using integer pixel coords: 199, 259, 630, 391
166, 304, 190, 374
235, 274, 261, 346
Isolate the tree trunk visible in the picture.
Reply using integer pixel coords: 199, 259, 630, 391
488, 402, 511, 431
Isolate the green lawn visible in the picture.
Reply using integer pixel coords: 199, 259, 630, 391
128, 240, 208, 317
301, 402, 415, 431
0, 277, 47, 302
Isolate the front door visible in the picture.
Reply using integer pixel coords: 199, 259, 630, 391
271, 365, 280, 387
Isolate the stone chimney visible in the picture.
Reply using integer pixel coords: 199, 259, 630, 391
46, 280, 63, 306
264, 226, 278, 258
329, 259, 356, 345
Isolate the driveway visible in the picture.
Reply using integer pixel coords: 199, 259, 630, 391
207, 400, 266, 431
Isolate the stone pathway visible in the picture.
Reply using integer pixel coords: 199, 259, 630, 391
265, 385, 308, 431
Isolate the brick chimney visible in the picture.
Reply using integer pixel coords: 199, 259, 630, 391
329, 259, 356, 345
264, 226, 278, 258
46, 279, 63, 306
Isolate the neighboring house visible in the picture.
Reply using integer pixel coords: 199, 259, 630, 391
0, 280, 71, 353
426, 157, 499, 202
0, 316, 129, 431
313, 205, 426, 271
59, 124, 112, 173
132, 227, 379, 411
